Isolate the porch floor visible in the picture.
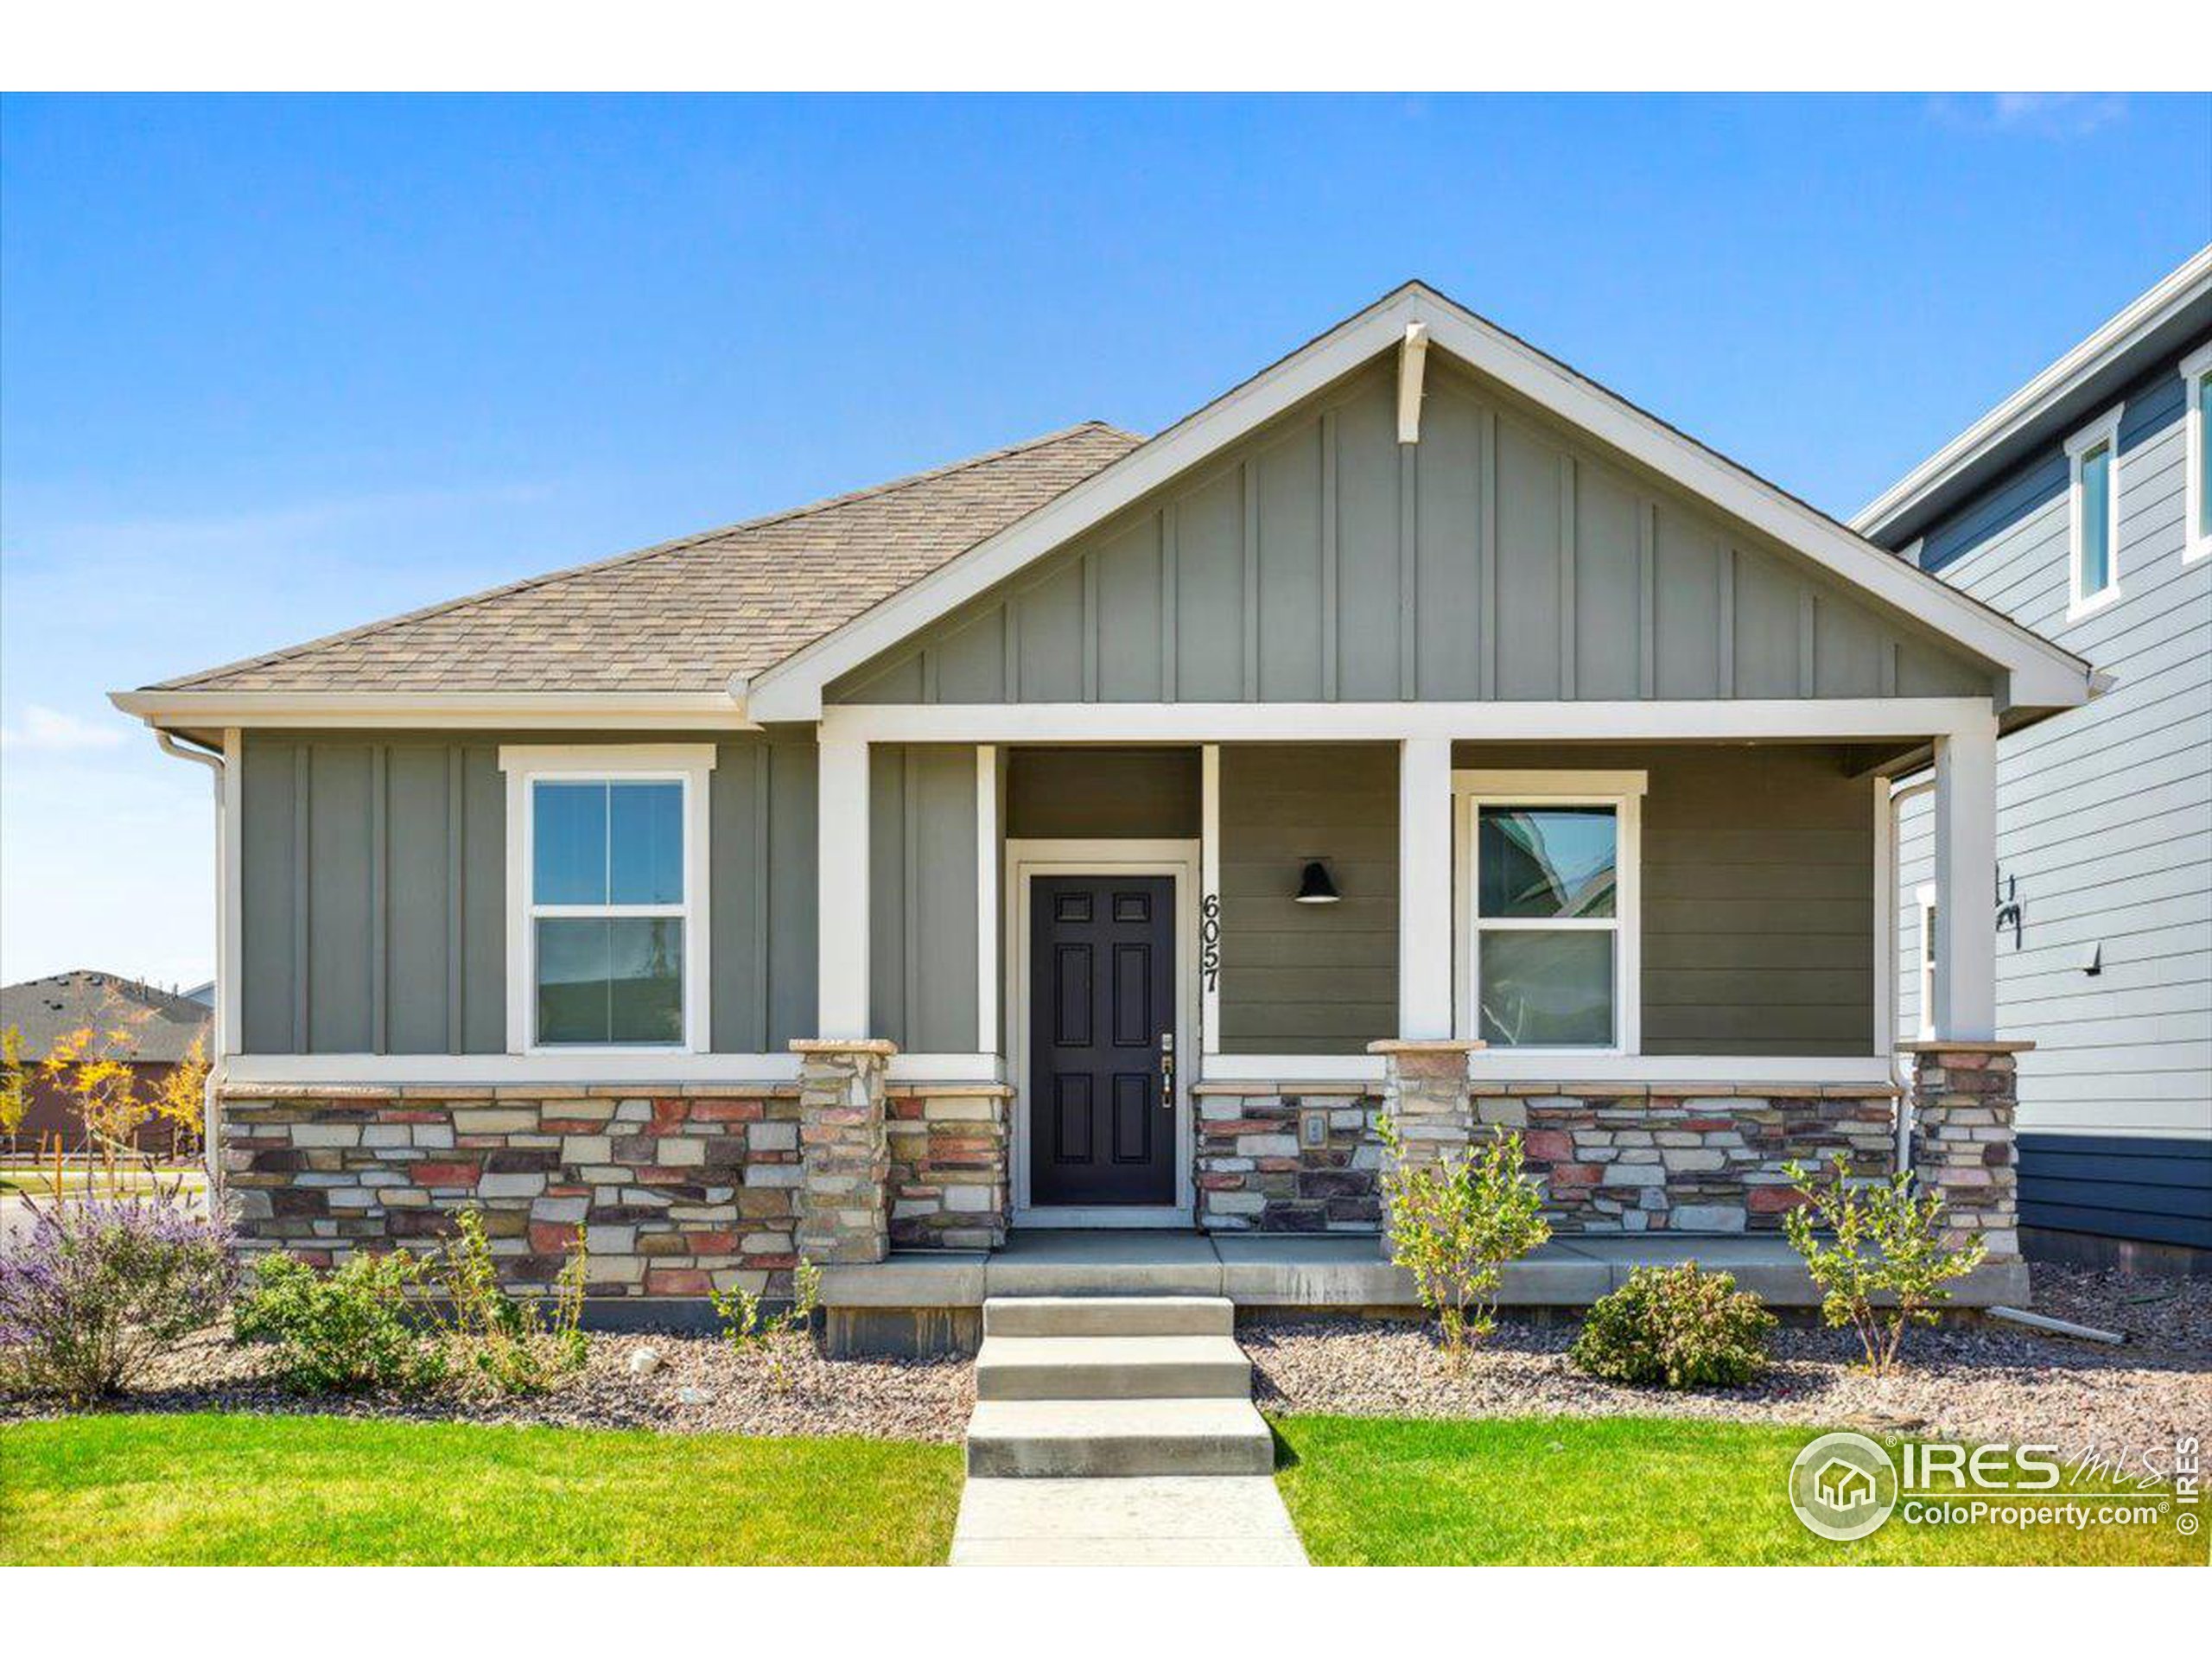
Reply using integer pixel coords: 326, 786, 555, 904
821, 1230, 2029, 1312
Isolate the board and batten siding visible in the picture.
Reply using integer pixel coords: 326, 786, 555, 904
1890, 340, 2212, 1253
828, 359, 1995, 708
238, 730, 818, 1055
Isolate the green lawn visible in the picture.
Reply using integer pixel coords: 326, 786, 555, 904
0, 1413, 964, 1566
1272, 1414, 2204, 1566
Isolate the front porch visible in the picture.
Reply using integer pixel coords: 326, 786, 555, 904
817, 1224, 2033, 1357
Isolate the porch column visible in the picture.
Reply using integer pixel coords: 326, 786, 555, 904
791, 1038, 896, 1265
1397, 737, 1454, 1039
817, 729, 871, 1039
1931, 716, 1998, 1041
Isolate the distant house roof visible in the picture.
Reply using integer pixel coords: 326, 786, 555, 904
1, 970, 212, 1063
141, 423, 1140, 696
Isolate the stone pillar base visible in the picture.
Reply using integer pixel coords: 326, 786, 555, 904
1368, 1039, 1484, 1258
791, 1039, 897, 1266
1901, 1040, 2031, 1262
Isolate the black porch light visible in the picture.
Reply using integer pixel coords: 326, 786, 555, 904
1294, 859, 1341, 905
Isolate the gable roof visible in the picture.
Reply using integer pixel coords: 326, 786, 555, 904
1853, 244, 2212, 548
127, 423, 1139, 702
2, 970, 211, 1064
747, 280, 2094, 720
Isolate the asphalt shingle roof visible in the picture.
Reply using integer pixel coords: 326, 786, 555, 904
2, 971, 212, 1064
152, 422, 1141, 696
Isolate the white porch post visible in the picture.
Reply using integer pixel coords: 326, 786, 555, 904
1931, 715, 1999, 1041
1397, 736, 1454, 1039
817, 729, 871, 1039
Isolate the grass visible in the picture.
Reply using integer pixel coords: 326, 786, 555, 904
1272, 1414, 2205, 1566
0, 1168, 206, 1198
0, 1413, 964, 1566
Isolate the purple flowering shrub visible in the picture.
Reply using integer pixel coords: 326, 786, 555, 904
0, 1198, 236, 1401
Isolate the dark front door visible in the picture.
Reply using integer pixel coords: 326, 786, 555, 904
1029, 874, 1178, 1208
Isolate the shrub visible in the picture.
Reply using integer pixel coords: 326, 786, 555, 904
1379, 1121, 1550, 1371
232, 1249, 446, 1395
710, 1258, 821, 1390
0, 1198, 235, 1401
431, 1208, 588, 1399
1569, 1262, 1775, 1389
1783, 1154, 1988, 1376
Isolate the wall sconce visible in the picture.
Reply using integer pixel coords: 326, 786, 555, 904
1294, 859, 1340, 905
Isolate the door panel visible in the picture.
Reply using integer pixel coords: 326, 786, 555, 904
1030, 874, 1177, 1206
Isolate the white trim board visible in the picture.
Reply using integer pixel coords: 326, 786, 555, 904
820, 696, 2002, 745
1003, 838, 1201, 1229
111, 689, 758, 731
221, 1052, 1005, 1087
1198, 1053, 1897, 1084
747, 281, 2092, 720
2182, 340, 2212, 564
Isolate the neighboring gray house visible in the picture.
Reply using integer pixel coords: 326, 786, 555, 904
111, 281, 2091, 1343
1860, 246, 2212, 1274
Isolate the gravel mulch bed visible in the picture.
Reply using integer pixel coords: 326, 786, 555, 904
0, 1329, 974, 1444
1249, 1263, 2212, 1474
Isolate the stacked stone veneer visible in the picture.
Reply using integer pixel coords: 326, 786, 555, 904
1906, 1043, 2024, 1261
1487, 1084, 1897, 1233
887, 1085, 1012, 1249
1195, 1086, 1382, 1231
219, 1087, 806, 1296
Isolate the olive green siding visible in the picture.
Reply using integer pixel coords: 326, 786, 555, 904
868, 744, 981, 1053
830, 360, 1995, 707
1217, 744, 1398, 1054
1004, 747, 1200, 839
238, 731, 817, 1055
1455, 742, 1878, 1056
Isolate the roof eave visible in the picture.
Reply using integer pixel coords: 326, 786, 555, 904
108, 688, 760, 732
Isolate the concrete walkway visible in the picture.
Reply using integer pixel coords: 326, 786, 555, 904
950, 1475, 1308, 1566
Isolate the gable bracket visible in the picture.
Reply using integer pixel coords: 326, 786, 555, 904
1397, 321, 1430, 444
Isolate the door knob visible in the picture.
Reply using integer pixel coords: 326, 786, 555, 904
1159, 1029, 1176, 1110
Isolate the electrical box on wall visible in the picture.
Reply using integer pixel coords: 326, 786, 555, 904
1300, 1108, 1329, 1148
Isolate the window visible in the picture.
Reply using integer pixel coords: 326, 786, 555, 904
2183, 342, 2212, 563
1454, 771, 1644, 1052
2065, 404, 2124, 618
1915, 884, 1937, 1041
499, 745, 715, 1052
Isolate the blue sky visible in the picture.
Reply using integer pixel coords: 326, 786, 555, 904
3, 92, 2208, 988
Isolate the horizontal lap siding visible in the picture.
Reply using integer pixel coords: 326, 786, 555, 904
1456, 742, 1877, 1057
239, 731, 817, 1056
1217, 744, 1397, 1054
830, 360, 1996, 707
1893, 342, 2212, 1246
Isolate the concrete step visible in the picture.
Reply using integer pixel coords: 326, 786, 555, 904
976, 1333, 1252, 1401
965, 1397, 1277, 1478
982, 1294, 1235, 1338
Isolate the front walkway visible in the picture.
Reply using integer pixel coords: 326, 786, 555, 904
950, 1475, 1307, 1567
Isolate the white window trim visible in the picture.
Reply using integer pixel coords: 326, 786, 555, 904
498, 743, 716, 1057
2183, 341, 2212, 565
2063, 404, 2125, 620
1914, 881, 1938, 1043
1451, 769, 1646, 1057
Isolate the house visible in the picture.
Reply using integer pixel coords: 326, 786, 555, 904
111, 282, 2093, 1344
0, 969, 211, 1157
1857, 247, 2212, 1277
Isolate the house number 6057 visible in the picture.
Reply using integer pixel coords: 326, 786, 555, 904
1199, 892, 1223, 993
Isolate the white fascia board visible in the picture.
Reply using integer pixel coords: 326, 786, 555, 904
747, 282, 2092, 721
109, 690, 758, 731
1853, 245, 2212, 541
823, 697, 1998, 745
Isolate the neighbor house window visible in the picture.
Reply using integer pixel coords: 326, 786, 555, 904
1454, 771, 1645, 1052
498, 745, 715, 1052
2183, 342, 2212, 563
2065, 404, 2125, 618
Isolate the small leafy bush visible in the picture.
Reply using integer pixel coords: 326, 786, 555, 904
1379, 1121, 1550, 1371
1569, 1262, 1775, 1389
432, 1208, 588, 1399
0, 1198, 235, 1401
711, 1258, 821, 1390
1783, 1154, 1989, 1376
233, 1249, 446, 1395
